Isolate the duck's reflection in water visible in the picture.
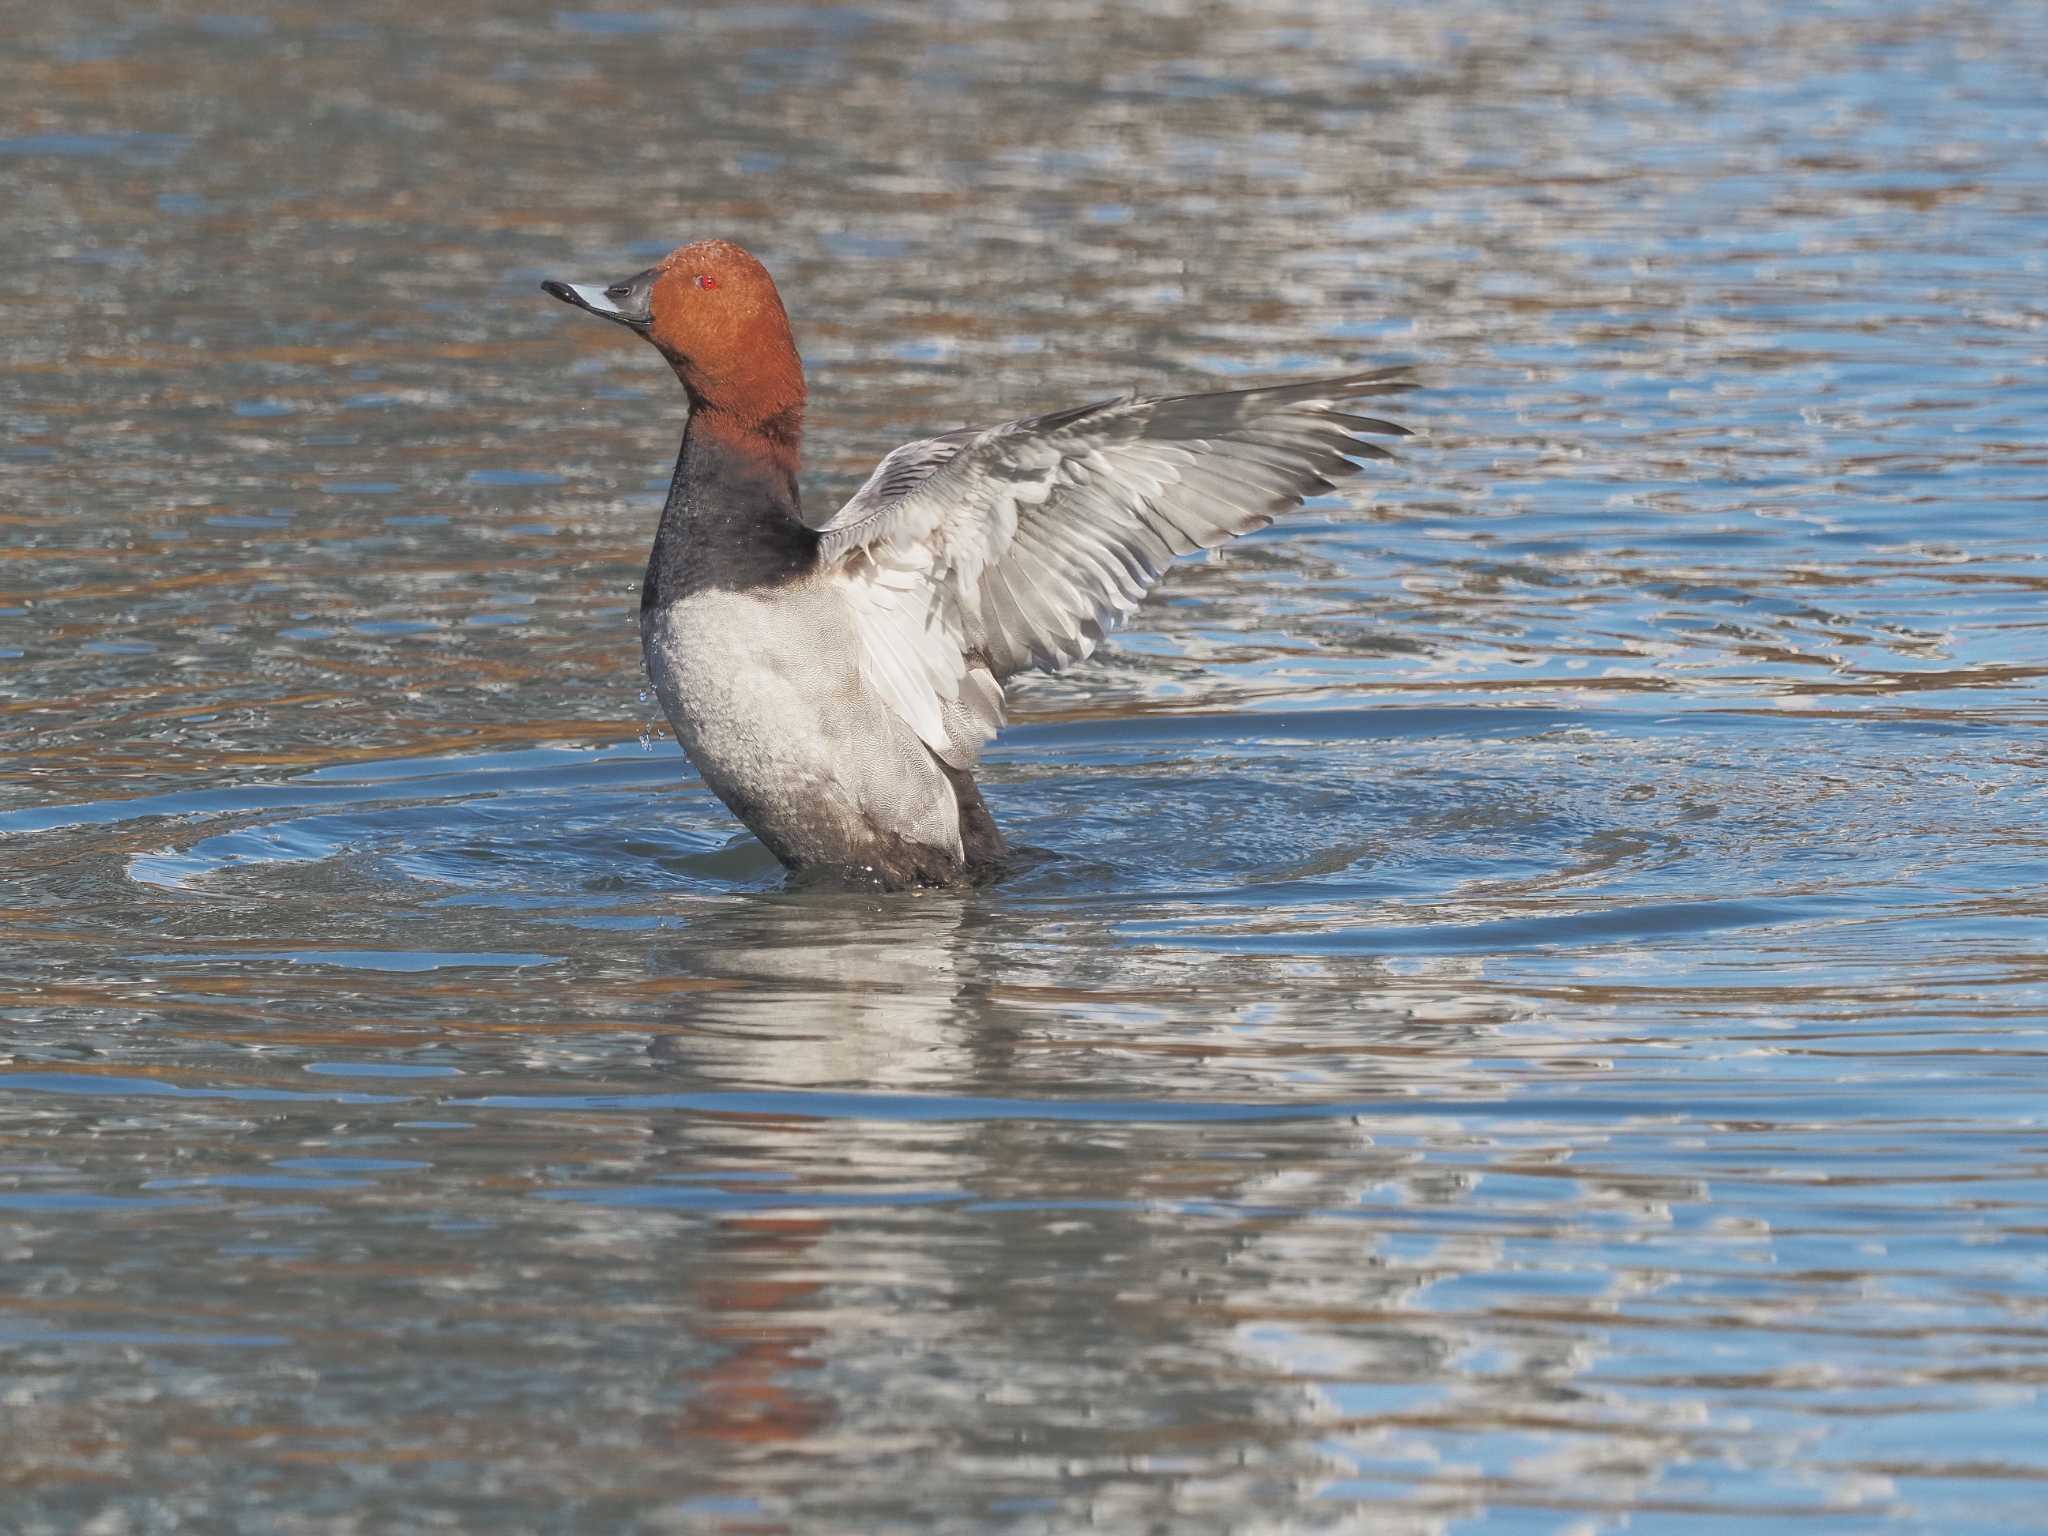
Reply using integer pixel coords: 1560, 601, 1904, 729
631, 893, 982, 1493
646, 888, 988, 1085
566, 899, 1723, 1524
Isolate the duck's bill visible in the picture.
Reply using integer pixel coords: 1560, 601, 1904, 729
541, 268, 655, 330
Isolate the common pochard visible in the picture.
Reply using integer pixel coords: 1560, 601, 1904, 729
543, 240, 1411, 889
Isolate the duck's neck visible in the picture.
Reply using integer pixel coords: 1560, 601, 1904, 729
642, 408, 814, 610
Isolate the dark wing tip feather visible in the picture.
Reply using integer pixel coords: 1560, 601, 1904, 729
1335, 439, 1396, 463
1332, 366, 1419, 396
1327, 412, 1414, 438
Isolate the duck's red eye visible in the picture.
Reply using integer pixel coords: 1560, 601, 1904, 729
695, 273, 717, 290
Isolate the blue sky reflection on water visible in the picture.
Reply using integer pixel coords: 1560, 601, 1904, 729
2, 0, 2046, 1531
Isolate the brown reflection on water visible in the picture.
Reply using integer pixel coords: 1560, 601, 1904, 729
5, 0, 2048, 1529
674, 1215, 835, 1455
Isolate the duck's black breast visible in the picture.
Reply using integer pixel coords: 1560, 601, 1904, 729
642, 417, 818, 611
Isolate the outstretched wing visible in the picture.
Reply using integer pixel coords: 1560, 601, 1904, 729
811, 368, 1413, 769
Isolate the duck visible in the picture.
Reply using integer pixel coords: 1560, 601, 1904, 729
542, 239, 1412, 890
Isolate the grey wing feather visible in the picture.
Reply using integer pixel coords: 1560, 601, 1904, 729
815, 368, 1413, 768
818, 429, 980, 537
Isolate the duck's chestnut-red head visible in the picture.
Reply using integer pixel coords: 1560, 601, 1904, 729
543, 239, 803, 435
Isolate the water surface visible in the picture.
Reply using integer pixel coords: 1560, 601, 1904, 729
3, 1, 2046, 1531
